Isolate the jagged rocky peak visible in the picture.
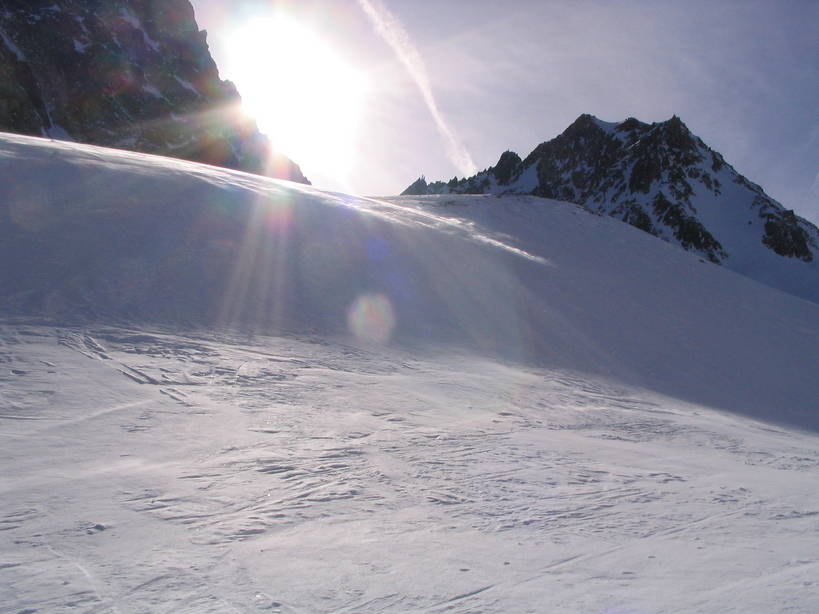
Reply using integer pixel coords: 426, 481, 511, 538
616, 117, 649, 133
563, 113, 611, 136
403, 175, 429, 196
402, 113, 819, 303
662, 115, 695, 146
0, 0, 308, 183
492, 150, 521, 185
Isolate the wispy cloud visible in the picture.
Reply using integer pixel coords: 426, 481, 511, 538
357, 0, 477, 177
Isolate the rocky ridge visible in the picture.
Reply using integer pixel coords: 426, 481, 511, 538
0, 0, 308, 182
404, 115, 818, 286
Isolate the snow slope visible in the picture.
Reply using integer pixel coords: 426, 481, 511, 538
1, 133, 818, 613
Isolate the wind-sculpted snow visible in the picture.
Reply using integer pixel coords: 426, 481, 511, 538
1, 326, 818, 613
1, 133, 819, 612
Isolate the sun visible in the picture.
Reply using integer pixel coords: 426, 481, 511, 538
225, 15, 368, 188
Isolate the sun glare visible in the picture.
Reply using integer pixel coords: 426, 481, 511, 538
226, 15, 368, 188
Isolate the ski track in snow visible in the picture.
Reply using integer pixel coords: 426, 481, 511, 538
1, 324, 818, 613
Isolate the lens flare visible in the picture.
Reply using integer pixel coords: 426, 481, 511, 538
6, 184, 53, 232
262, 202, 294, 231
347, 293, 396, 345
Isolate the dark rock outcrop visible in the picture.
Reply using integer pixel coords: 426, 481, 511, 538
762, 209, 813, 262
491, 150, 522, 185
402, 176, 429, 196
0, 0, 308, 183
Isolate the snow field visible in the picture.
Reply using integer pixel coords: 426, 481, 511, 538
1, 133, 818, 612
1, 327, 818, 612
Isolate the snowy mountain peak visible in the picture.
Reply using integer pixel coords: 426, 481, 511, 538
564, 112, 620, 136
404, 114, 819, 303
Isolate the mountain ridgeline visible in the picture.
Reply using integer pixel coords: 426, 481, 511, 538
0, 0, 308, 183
404, 115, 818, 302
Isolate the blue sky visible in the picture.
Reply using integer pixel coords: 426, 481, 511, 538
191, 0, 818, 224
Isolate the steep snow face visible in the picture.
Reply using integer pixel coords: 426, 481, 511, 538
2, 134, 819, 613
404, 115, 819, 304
1, 132, 818, 430
0, 0, 308, 183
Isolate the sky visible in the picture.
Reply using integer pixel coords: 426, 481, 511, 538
189, 0, 819, 224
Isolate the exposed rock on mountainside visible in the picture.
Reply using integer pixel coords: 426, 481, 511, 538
0, 0, 308, 183
404, 115, 818, 300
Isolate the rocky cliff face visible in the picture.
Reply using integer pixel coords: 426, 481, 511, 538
0, 0, 308, 183
403, 115, 819, 302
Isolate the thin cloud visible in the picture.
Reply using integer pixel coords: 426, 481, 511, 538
357, 0, 477, 177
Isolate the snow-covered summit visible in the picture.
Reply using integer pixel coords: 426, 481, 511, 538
404, 115, 819, 303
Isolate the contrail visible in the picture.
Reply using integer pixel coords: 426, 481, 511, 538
357, 0, 477, 177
